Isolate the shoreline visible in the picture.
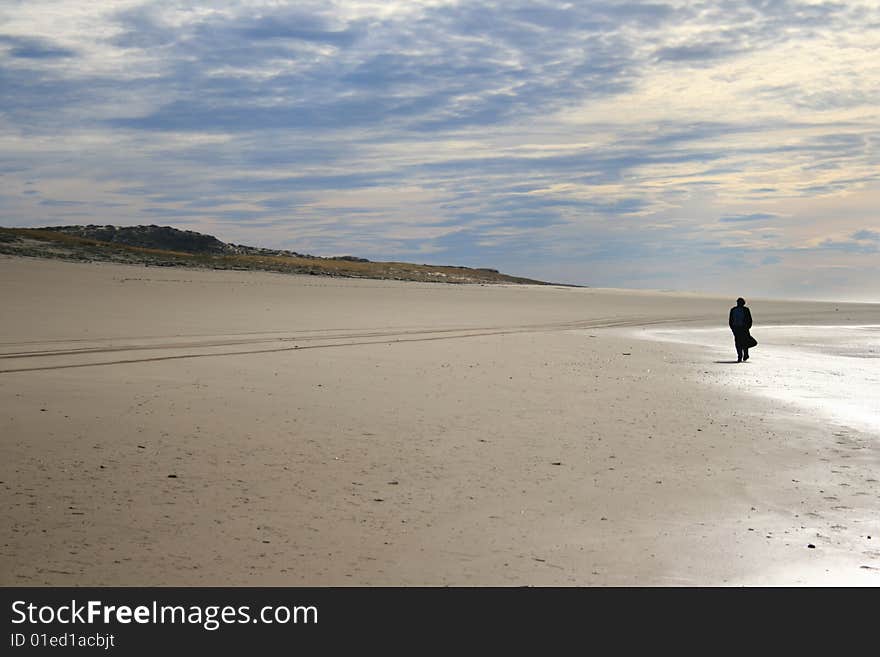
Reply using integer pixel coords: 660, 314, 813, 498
640, 324, 880, 436
615, 325, 879, 585
2, 256, 878, 585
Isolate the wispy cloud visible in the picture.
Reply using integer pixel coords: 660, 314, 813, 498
720, 213, 779, 223
0, 34, 76, 58
852, 229, 880, 241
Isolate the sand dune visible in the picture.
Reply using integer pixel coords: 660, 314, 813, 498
1, 255, 878, 585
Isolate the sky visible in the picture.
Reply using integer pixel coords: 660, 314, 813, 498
1, 1, 879, 300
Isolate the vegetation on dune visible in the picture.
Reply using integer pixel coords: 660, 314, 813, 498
0, 226, 556, 285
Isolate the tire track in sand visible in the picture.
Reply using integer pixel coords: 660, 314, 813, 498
0, 316, 710, 374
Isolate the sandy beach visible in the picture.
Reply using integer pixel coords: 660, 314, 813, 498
1, 255, 878, 586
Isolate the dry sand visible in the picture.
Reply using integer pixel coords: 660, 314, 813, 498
1, 255, 879, 585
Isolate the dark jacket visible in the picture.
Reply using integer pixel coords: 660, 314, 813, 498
729, 306, 752, 332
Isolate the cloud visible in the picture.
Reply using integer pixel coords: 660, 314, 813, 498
0, 34, 76, 58
2, 1, 880, 299
816, 238, 879, 254
655, 42, 743, 64
38, 199, 89, 207
234, 13, 362, 46
852, 229, 880, 241
719, 213, 779, 223
99, 2, 658, 135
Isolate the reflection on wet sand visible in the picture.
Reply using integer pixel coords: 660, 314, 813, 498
645, 325, 880, 436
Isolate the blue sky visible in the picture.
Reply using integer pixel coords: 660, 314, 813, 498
1, 1, 879, 300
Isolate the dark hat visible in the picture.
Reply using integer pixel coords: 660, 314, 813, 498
736, 297, 745, 305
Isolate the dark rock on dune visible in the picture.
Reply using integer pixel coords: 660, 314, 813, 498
332, 255, 370, 262
44, 224, 229, 254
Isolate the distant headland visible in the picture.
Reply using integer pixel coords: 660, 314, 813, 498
0, 224, 560, 285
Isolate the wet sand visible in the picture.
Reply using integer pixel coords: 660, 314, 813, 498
644, 325, 880, 435
1, 255, 879, 585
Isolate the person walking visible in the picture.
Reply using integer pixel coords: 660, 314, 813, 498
729, 297, 753, 362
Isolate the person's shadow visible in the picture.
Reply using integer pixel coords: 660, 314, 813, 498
714, 360, 745, 364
